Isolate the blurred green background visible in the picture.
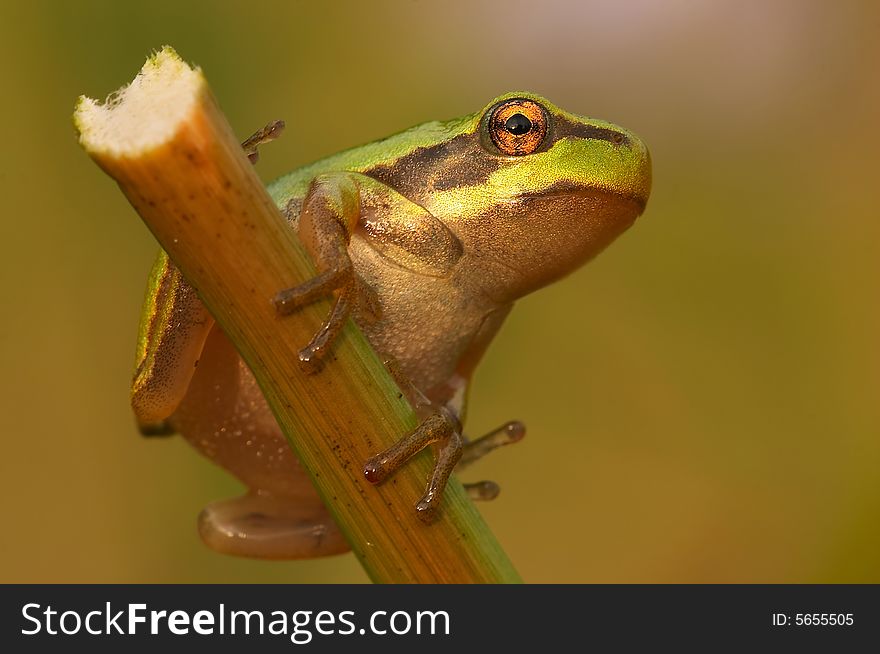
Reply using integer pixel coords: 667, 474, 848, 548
1, 0, 878, 583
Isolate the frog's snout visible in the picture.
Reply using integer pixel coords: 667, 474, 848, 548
619, 130, 652, 213
637, 147, 652, 212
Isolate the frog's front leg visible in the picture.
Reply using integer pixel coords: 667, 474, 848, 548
273, 172, 462, 371
273, 174, 367, 372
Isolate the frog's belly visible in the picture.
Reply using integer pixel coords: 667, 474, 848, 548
349, 236, 493, 395
169, 325, 318, 501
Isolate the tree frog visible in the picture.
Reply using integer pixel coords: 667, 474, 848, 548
130, 92, 651, 559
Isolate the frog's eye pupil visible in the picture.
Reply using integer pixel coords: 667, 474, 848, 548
505, 113, 532, 135
488, 98, 548, 155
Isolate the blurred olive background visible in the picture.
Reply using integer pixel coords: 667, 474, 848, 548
1, 0, 878, 583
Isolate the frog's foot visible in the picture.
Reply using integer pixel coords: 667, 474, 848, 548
198, 491, 349, 560
363, 410, 463, 523
273, 270, 380, 374
241, 119, 285, 164
274, 270, 355, 373
458, 420, 525, 469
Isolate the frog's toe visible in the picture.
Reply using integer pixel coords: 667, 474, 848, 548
197, 492, 349, 560
458, 420, 525, 469
464, 480, 501, 501
295, 288, 353, 374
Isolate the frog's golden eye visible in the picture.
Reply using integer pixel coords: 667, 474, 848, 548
488, 99, 548, 156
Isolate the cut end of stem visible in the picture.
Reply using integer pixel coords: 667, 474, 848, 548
74, 46, 203, 157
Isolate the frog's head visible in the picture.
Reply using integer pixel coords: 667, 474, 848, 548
423, 92, 652, 303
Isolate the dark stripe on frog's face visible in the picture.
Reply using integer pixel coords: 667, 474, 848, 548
553, 116, 630, 146
365, 131, 502, 200
364, 107, 633, 200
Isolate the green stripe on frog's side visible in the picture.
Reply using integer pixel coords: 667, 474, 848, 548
132, 249, 214, 427
134, 250, 176, 374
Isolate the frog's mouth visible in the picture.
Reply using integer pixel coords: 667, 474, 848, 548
533, 181, 650, 217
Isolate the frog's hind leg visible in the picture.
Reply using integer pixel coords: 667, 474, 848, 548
198, 492, 349, 560
131, 252, 215, 435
